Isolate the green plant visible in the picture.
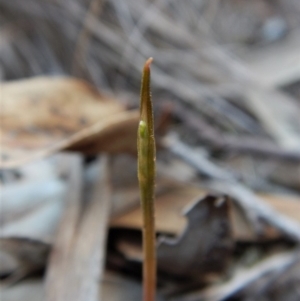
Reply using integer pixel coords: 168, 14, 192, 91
137, 57, 156, 301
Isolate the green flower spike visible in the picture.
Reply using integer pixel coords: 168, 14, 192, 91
138, 57, 156, 301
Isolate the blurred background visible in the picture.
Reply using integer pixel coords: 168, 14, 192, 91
1, 0, 300, 300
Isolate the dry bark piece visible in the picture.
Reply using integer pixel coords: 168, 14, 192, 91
0, 77, 139, 168
66, 156, 111, 301
45, 155, 111, 301
45, 154, 83, 301
157, 195, 233, 281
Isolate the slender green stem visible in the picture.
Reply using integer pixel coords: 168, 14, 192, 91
137, 57, 156, 301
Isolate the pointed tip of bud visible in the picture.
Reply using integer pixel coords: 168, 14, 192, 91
140, 57, 154, 127
144, 57, 153, 71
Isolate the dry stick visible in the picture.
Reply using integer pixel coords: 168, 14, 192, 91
162, 135, 300, 242
138, 58, 156, 301
45, 154, 83, 301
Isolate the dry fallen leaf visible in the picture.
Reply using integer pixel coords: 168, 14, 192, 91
110, 183, 300, 241
109, 195, 233, 286
0, 77, 139, 168
157, 195, 233, 281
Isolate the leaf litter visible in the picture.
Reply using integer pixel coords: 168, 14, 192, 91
0, 77, 139, 168
1, 0, 300, 300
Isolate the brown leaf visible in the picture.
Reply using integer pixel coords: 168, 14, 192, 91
111, 184, 300, 241
110, 184, 198, 234
157, 195, 233, 281
0, 77, 139, 168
